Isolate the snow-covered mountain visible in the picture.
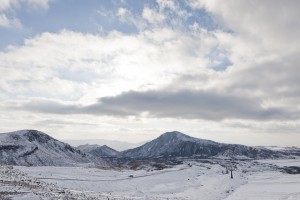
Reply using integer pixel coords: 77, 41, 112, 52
65, 139, 146, 151
0, 130, 93, 166
263, 146, 300, 157
0, 130, 293, 167
121, 131, 285, 159
77, 144, 119, 157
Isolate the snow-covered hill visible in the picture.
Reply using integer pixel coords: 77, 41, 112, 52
66, 139, 146, 151
0, 130, 93, 166
121, 131, 285, 159
0, 130, 292, 167
263, 146, 300, 156
78, 144, 119, 157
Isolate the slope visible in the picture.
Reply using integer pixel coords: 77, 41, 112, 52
78, 144, 119, 157
0, 130, 93, 166
121, 131, 284, 159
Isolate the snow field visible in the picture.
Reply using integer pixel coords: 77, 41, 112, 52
17, 162, 246, 200
224, 171, 300, 200
2, 158, 299, 200
223, 159, 300, 200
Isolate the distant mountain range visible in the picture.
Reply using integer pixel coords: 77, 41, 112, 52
0, 130, 299, 166
64, 139, 145, 151
78, 144, 119, 157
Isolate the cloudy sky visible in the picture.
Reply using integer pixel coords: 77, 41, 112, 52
0, 0, 300, 146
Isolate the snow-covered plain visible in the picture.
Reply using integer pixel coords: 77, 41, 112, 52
16, 162, 245, 200
225, 159, 300, 200
0, 158, 299, 200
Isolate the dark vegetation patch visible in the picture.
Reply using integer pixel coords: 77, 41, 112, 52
18, 146, 38, 158
0, 145, 20, 151
280, 166, 300, 174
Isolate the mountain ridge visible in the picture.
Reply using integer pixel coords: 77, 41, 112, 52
78, 144, 119, 157
121, 131, 287, 159
64, 139, 146, 151
0, 130, 297, 166
0, 130, 96, 166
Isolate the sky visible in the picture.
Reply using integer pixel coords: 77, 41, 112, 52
0, 0, 300, 147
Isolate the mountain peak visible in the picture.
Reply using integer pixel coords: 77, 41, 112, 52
122, 131, 217, 158
158, 131, 201, 143
0, 130, 53, 144
0, 130, 92, 166
160, 131, 188, 138
25, 130, 53, 141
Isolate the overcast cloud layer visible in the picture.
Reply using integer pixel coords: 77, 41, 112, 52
0, 0, 300, 146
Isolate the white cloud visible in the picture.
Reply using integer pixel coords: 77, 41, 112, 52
2, 0, 300, 121
142, 7, 165, 24
116, 7, 146, 29
188, 0, 300, 107
190, 0, 300, 55
157, 0, 176, 11
157, 0, 191, 18
117, 7, 130, 22
0, 13, 21, 28
0, 28, 219, 101
0, 0, 17, 12
0, 0, 50, 11
1, 1, 300, 146
0, 0, 19, 29
0, 0, 50, 29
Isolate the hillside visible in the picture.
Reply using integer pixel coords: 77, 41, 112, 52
0, 130, 93, 166
0, 130, 292, 167
78, 144, 119, 157
121, 131, 285, 159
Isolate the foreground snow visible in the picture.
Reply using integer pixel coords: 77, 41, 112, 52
16, 162, 244, 200
224, 158, 300, 199
224, 171, 300, 200
0, 158, 299, 200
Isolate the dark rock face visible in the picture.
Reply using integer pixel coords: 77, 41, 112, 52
281, 166, 300, 174
24, 130, 52, 143
18, 146, 38, 157
0, 145, 20, 151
